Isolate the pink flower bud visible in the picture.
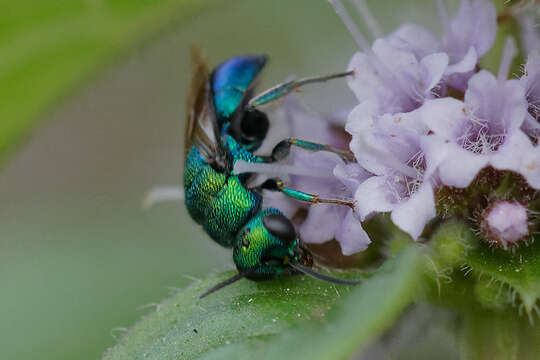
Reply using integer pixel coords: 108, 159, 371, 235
482, 201, 529, 248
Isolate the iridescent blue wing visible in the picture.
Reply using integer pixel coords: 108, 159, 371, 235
210, 55, 268, 127
185, 46, 218, 161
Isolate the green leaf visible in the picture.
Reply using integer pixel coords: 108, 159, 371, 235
254, 245, 424, 360
459, 306, 540, 360
0, 0, 215, 164
104, 245, 424, 360
465, 235, 540, 313
460, 310, 520, 360
430, 220, 540, 314
102, 269, 363, 360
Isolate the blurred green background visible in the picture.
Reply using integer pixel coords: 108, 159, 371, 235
0, 1, 442, 359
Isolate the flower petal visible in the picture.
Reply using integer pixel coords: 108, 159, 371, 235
522, 113, 540, 139
445, 46, 477, 75
521, 51, 540, 124
491, 130, 540, 189
354, 176, 397, 220
420, 52, 449, 91
336, 210, 371, 255
391, 183, 436, 240
421, 135, 488, 187
347, 103, 391, 175
446, 0, 497, 60
347, 52, 386, 105
386, 23, 440, 59
444, 47, 477, 91
262, 192, 299, 219
465, 71, 527, 133
376, 108, 428, 142
348, 107, 424, 179
333, 162, 371, 194
299, 204, 342, 244
419, 98, 468, 139
519, 15, 540, 56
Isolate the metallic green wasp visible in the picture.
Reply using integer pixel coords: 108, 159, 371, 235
183, 48, 359, 297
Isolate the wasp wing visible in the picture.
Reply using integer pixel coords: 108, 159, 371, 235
184, 46, 218, 161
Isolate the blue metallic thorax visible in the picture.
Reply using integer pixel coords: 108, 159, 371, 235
220, 123, 262, 164
211, 55, 267, 128
183, 135, 263, 248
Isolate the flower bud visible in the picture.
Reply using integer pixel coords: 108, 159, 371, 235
481, 201, 529, 248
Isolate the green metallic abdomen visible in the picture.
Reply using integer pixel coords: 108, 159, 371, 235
184, 147, 262, 247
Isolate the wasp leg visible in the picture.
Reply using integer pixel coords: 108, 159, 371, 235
259, 138, 355, 163
248, 70, 353, 108
258, 179, 355, 208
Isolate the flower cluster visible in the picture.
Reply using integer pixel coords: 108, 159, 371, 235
259, 97, 372, 255
285, 0, 540, 254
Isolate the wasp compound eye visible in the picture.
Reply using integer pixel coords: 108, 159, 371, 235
263, 213, 296, 244
241, 109, 269, 142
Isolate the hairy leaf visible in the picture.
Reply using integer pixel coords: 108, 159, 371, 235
431, 220, 540, 313
102, 269, 362, 360
104, 246, 423, 360
465, 236, 540, 313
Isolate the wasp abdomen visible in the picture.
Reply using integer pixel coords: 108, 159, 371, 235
184, 147, 262, 247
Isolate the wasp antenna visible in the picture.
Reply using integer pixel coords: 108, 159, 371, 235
199, 272, 246, 299
289, 262, 360, 285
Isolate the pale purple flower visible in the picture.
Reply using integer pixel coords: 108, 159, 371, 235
518, 10, 540, 56
420, 72, 528, 185
332, 0, 496, 241
347, 101, 436, 240
250, 97, 373, 254
520, 51, 540, 139
344, 0, 497, 112
420, 39, 531, 188
294, 153, 372, 255
482, 201, 530, 248
438, 0, 497, 90
379, 0, 497, 91
260, 97, 343, 219
249, 0, 537, 253
490, 130, 540, 189
282, 99, 372, 255
346, 36, 449, 115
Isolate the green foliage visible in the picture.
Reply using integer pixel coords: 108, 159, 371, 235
430, 220, 540, 314
460, 310, 520, 360
0, 0, 213, 164
104, 246, 423, 360
431, 220, 475, 268
460, 307, 540, 360
465, 236, 540, 313
103, 269, 361, 359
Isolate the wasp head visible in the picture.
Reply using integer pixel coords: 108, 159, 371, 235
233, 209, 312, 280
